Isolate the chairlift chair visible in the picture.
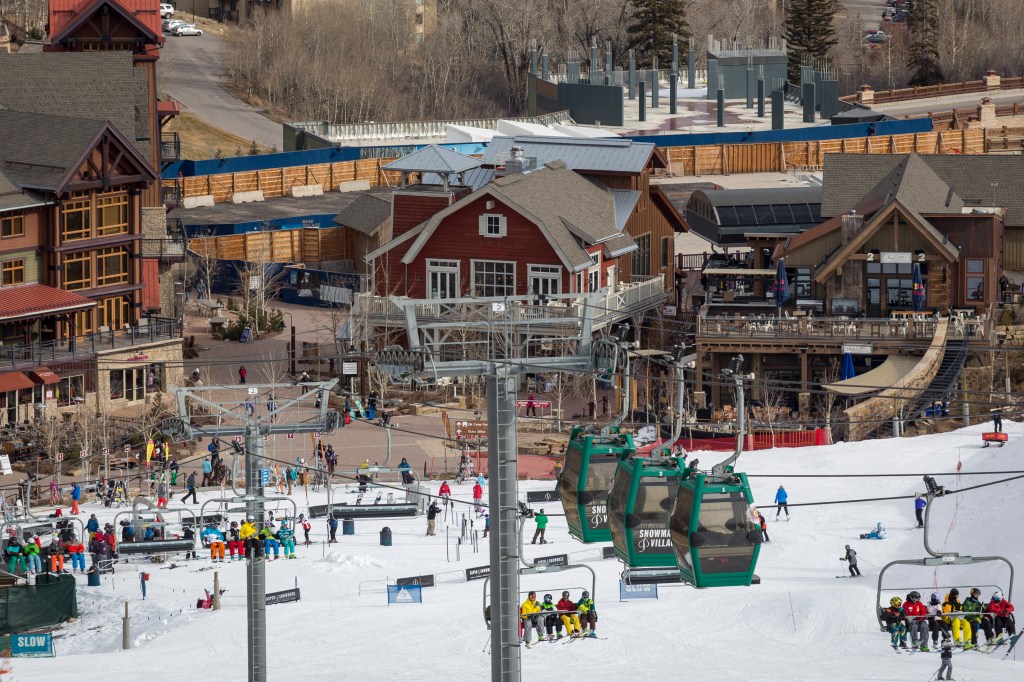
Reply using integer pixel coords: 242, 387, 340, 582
874, 476, 1015, 631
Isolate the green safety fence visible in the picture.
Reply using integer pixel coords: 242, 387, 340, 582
0, 574, 78, 634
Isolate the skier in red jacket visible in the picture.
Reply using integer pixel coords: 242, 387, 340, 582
556, 591, 582, 637
438, 481, 451, 504
988, 591, 1016, 639
904, 591, 930, 650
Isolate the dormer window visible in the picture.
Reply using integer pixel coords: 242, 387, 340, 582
479, 213, 507, 238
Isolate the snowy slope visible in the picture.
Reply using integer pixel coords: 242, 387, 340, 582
10, 422, 1024, 682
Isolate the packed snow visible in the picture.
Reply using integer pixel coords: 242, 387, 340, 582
9, 421, 1024, 681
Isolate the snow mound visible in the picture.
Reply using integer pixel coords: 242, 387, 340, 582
316, 553, 384, 570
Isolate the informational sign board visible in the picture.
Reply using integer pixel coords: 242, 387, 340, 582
526, 489, 560, 504
0, 454, 11, 475
515, 401, 552, 409
342, 362, 358, 376
880, 252, 912, 264
842, 343, 873, 355
454, 420, 488, 439
266, 588, 301, 605
387, 584, 423, 605
11, 633, 54, 657
396, 574, 435, 588
534, 553, 568, 567
56, 453, 63, 462
619, 580, 659, 601
602, 546, 617, 559
465, 565, 490, 581
260, 468, 271, 486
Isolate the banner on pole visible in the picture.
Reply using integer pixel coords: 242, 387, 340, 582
387, 584, 423, 605
619, 580, 659, 601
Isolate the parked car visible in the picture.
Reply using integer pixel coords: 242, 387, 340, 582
163, 18, 186, 32
866, 31, 888, 44
160, 3, 175, 18
173, 24, 204, 37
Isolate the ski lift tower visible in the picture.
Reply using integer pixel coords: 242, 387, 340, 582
166, 380, 339, 682
372, 298, 629, 682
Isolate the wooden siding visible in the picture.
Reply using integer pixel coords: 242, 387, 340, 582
0, 206, 47, 254
141, 258, 161, 309
392, 190, 456, 238
1005, 227, 1024, 271
385, 194, 568, 299
783, 230, 842, 267
189, 227, 354, 263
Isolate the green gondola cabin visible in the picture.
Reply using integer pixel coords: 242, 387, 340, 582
559, 426, 635, 543
670, 471, 763, 587
608, 454, 684, 569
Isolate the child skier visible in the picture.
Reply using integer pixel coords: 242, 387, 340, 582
882, 596, 909, 650
859, 522, 886, 540
539, 594, 563, 641
904, 591, 930, 651
935, 642, 953, 681
299, 514, 312, 546
576, 590, 597, 637
988, 591, 1015, 639
841, 545, 861, 576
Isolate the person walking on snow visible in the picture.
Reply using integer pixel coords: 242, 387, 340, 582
531, 509, 549, 544
327, 516, 339, 543
757, 512, 769, 542
915, 494, 927, 528
841, 544, 861, 576
70, 483, 81, 515
438, 481, 451, 505
238, 366, 247, 384
472, 483, 484, 515
201, 458, 213, 487
993, 411, 1003, 433
774, 485, 789, 518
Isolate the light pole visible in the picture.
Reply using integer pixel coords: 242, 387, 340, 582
282, 312, 296, 375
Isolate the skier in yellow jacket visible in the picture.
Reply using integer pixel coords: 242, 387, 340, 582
239, 518, 263, 559
520, 591, 543, 647
943, 588, 973, 649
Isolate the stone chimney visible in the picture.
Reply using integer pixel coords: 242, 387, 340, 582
984, 70, 1001, 90
841, 210, 863, 242
977, 97, 997, 126
856, 84, 874, 105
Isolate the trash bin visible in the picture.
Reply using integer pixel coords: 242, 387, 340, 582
87, 569, 101, 587
380, 527, 392, 546
342, 518, 355, 535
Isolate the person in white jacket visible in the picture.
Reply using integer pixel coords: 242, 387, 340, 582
928, 592, 951, 646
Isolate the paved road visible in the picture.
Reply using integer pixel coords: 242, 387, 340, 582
158, 31, 282, 150
841, 0, 890, 33
871, 89, 1024, 117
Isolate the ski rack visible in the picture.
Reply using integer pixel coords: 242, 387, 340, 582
874, 476, 1015, 629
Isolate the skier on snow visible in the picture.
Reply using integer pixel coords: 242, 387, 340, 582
840, 544, 861, 576
774, 485, 789, 519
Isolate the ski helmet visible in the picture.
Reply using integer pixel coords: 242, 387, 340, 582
562, 591, 570, 598
949, 588, 959, 597
845, 544, 851, 550
930, 592, 940, 603
543, 594, 552, 602
993, 591, 1003, 601
909, 591, 921, 601
890, 597, 902, 607
528, 591, 536, 597
970, 588, 981, 598
582, 591, 590, 599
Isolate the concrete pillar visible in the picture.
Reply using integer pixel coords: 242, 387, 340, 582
707, 59, 719, 99
651, 56, 659, 108
746, 67, 754, 109
530, 47, 537, 75
687, 48, 696, 90
771, 89, 784, 130
757, 78, 765, 117
628, 49, 636, 99
605, 40, 613, 78
670, 72, 677, 114
541, 52, 549, 81
802, 82, 816, 122
639, 80, 646, 121
591, 39, 598, 80
717, 88, 725, 127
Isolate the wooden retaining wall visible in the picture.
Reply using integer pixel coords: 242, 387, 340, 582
167, 127, 1022, 202
189, 226, 354, 263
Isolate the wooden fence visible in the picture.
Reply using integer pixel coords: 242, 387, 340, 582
189, 226, 354, 263
167, 125, 1024, 201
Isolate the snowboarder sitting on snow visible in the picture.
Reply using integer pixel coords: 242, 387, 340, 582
882, 596, 909, 649
860, 522, 886, 540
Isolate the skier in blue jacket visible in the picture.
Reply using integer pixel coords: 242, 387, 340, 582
774, 486, 789, 519
914, 494, 926, 528
278, 520, 297, 559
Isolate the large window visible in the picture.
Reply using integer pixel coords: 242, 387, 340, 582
97, 192, 129, 236
64, 252, 92, 290
97, 296, 130, 330
1, 259, 24, 286
1, 211, 24, 239
528, 265, 560, 297
62, 193, 91, 241
110, 367, 145, 401
694, 492, 757, 575
632, 234, 651, 276
472, 260, 515, 297
792, 267, 811, 298
670, 486, 695, 570
57, 375, 85, 407
966, 259, 985, 301
97, 247, 130, 285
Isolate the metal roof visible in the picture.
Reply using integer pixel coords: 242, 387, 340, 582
483, 136, 656, 174
694, 187, 822, 208
611, 190, 640, 231
421, 166, 494, 191
383, 144, 482, 174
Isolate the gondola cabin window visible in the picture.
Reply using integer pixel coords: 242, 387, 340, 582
670, 486, 695, 570
695, 492, 757, 574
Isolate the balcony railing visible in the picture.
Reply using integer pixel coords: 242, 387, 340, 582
160, 132, 180, 165
141, 236, 187, 261
162, 179, 182, 207
697, 315, 943, 341
0, 317, 181, 371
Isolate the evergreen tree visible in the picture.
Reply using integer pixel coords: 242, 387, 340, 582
626, 0, 689, 69
907, 0, 944, 86
784, 0, 838, 83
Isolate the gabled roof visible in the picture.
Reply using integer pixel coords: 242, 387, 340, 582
822, 153, 1024, 226
0, 110, 155, 193
859, 153, 963, 216
48, 0, 162, 46
397, 161, 635, 272
333, 193, 391, 235
484, 136, 665, 173
611, 190, 640, 232
0, 52, 151, 161
384, 144, 482, 175
811, 199, 959, 283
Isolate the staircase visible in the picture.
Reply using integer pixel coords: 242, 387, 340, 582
908, 334, 969, 420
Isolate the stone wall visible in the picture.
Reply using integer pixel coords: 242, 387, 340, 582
844, 319, 948, 441
94, 338, 184, 414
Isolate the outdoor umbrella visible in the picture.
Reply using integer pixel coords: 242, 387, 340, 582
912, 262, 926, 312
772, 259, 792, 314
841, 352, 856, 381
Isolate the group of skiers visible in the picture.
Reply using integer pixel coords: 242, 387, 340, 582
198, 513, 314, 561
519, 589, 597, 646
4, 520, 116, 576
881, 588, 1016, 652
